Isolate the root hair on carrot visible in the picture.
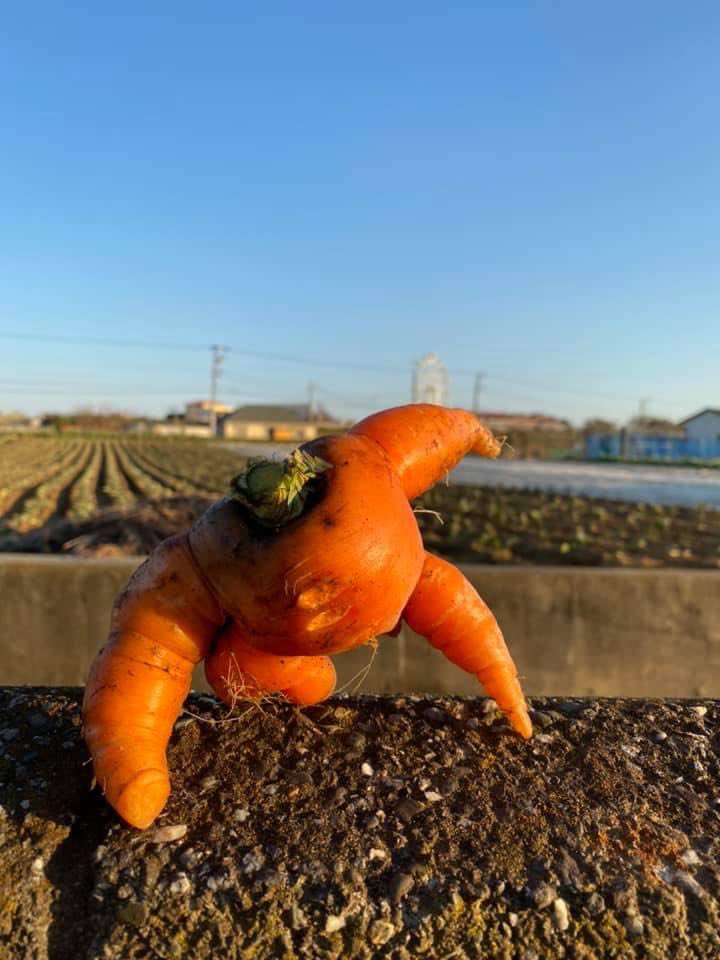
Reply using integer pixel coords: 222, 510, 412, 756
182, 655, 266, 726
413, 508, 444, 525
498, 435, 513, 455
335, 637, 378, 696
181, 704, 256, 726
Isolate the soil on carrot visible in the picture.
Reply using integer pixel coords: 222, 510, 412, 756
1, 484, 718, 569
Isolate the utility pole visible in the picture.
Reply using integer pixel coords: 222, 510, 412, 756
472, 372, 485, 413
307, 381, 317, 420
209, 345, 229, 437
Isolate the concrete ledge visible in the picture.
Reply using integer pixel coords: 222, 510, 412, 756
2, 555, 720, 696
1, 688, 719, 959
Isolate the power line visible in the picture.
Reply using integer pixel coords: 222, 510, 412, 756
0, 329, 410, 374
0, 331, 206, 351
0, 379, 298, 401
315, 386, 407, 409
0, 377, 206, 390
0, 328, 642, 402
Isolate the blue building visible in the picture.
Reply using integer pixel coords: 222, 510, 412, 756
586, 409, 720, 461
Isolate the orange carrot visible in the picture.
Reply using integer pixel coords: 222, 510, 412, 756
352, 403, 502, 499
204, 620, 337, 707
83, 404, 531, 829
403, 552, 532, 738
82, 536, 224, 829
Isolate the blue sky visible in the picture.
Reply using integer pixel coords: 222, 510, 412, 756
1, 2, 718, 425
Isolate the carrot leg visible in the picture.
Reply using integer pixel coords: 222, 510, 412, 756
403, 552, 532, 739
205, 620, 336, 707
82, 535, 224, 829
351, 404, 502, 499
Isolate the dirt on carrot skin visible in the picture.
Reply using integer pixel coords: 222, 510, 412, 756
1, 687, 719, 959
2, 485, 719, 570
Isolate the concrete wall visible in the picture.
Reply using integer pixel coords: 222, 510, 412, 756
1, 554, 719, 696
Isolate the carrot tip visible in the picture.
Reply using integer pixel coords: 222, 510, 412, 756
116, 768, 170, 830
283, 658, 337, 705
509, 704, 533, 740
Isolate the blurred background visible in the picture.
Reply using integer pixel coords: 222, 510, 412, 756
1, 2, 719, 694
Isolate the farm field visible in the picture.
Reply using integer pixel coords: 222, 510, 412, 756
0, 436, 243, 542
415, 484, 720, 569
1, 435, 718, 567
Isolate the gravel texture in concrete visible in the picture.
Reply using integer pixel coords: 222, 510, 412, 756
1, 688, 719, 959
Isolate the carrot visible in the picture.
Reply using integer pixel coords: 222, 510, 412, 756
83, 403, 531, 829
403, 552, 532, 738
82, 536, 224, 828
352, 403, 502, 500
205, 620, 337, 707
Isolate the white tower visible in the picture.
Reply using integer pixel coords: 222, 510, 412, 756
412, 354, 449, 406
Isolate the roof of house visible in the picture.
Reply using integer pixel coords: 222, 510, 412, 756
679, 408, 720, 426
477, 411, 572, 429
626, 417, 686, 437
478, 411, 568, 421
221, 403, 335, 423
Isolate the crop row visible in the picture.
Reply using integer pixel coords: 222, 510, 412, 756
99, 442, 136, 510
416, 483, 720, 568
127, 441, 239, 493
0, 436, 247, 535
0, 441, 86, 519
4, 444, 95, 533
66, 442, 104, 521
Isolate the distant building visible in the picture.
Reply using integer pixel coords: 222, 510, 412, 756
477, 412, 572, 433
625, 416, 684, 438
412, 355, 449, 406
0, 412, 41, 432
586, 408, 720, 460
220, 404, 339, 442
151, 422, 211, 438
680, 408, 720, 444
185, 400, 233, 425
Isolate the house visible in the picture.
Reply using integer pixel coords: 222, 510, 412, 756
0, 412, 41, 432
625, 416, 685, 438
477, 412, 572, 434
151, 421, 211, 438
220, 404, 339, 442
586, 409, 720, 460
185, 400, 233, 425
680, 409, 720, 444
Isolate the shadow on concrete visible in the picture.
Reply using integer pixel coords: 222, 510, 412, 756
0, 688, 111, 959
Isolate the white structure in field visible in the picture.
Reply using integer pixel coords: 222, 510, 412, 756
412, 354, 449, 406
680, 408, 720, 443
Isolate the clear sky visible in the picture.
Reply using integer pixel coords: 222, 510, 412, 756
1, 2, 718, 425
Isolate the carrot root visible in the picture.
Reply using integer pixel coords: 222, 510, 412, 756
82, 535, 223, 829
115, 769, 171, 831
84, 405, 526, 830
351, 404, 502, 499
283, 657, 336, 705
403, 551, 532, 739
205, 621, 336, 707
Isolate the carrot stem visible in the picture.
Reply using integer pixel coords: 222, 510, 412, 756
230, 449, 332, 527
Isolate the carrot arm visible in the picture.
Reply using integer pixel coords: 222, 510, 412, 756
205, 621, 337, 707
82, 535, 225, 829
350, 404, 502, 500
403, 552, 532, 738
